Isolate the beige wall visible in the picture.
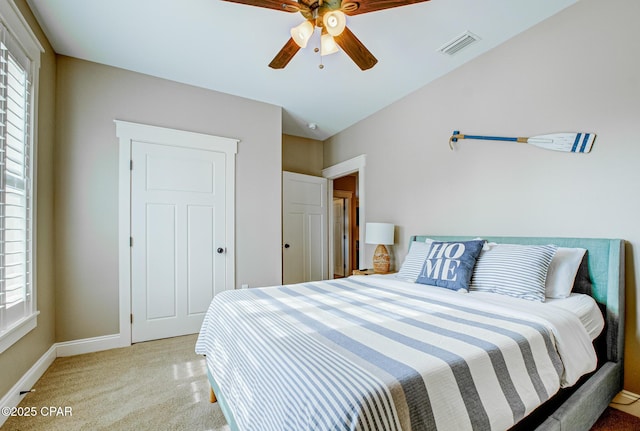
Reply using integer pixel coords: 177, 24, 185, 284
282, 134, 324, 176
325, 0, 640, 393
0, 0, 57, 397
54, 57, 283, 341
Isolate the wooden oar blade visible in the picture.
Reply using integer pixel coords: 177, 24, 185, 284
527, 133, 596, 153
449, 130, 595, 153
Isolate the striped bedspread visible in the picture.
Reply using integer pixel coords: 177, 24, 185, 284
195, 275, 597, 431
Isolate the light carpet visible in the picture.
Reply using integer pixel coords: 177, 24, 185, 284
2, 335, 228, 431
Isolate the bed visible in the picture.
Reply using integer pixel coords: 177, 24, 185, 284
196, 236, 625, 431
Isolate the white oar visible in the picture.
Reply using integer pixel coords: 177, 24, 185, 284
449, 131, 596, 153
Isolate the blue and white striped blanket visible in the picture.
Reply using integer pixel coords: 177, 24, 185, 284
196, 275, 597, 431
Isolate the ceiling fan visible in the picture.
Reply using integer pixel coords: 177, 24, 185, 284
221, 0, 431, 70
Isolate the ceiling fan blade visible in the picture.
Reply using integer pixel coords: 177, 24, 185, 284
341, 0, 430, 16
222, 0, 301, 13
269, 38, 301, 69
333, 27, 378, 70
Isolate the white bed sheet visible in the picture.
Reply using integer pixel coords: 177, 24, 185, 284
544, 293, 605, 341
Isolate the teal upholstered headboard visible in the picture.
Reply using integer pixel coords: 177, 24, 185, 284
410, 236, 625, 363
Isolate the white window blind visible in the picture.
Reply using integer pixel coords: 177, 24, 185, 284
0, 22, 34, 338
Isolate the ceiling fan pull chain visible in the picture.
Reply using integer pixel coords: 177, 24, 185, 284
311, 30, 325, 69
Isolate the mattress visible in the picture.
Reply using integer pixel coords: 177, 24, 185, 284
196, 274, 599, 431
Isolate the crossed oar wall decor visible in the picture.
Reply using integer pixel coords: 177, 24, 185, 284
449, 130, 595, 153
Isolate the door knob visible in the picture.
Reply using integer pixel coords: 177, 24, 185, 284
216, 247, 225, 254
284, 243, 290, 249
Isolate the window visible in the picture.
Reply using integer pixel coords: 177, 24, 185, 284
0, 1, 42, 354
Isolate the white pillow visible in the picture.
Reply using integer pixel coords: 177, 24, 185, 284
545, 247, 587, 298
396, 239, 433, 282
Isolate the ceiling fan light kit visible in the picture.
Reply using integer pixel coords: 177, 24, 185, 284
222, 0, 431, 70
290, 20, 314, 48
323, 10, 347, 36
320, 33, 339, 55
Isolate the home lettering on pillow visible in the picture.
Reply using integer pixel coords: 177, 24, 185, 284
416, 240, 485, 292
422, 242, 467, 281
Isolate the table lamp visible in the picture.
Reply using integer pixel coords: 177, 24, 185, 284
365, 222, 395, 273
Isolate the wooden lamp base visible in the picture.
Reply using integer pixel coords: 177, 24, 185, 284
373, 244, 390, 273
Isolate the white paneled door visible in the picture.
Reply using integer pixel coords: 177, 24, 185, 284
283, 171, 328, 284
131, 141, 227, 343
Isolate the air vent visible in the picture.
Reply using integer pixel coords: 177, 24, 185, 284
438, 31, 480, 56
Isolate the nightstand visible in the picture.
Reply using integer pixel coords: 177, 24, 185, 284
352, 269, 396, 276
352, 269, 375, 276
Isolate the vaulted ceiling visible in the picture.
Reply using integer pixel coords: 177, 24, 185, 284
26, 0, 577, 140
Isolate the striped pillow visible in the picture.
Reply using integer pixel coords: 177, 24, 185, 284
470, 243, 557, 302
396, 239, 433, 282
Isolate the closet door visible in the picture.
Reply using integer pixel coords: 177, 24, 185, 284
130, 141, 229, 342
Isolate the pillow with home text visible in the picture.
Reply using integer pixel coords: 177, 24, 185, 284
416, 240, 485, 292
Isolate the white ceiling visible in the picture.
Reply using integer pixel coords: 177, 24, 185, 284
26, 0, 577, 140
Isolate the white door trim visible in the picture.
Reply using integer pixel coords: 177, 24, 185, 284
322, 155, 366, 271
115, 120, 237, 347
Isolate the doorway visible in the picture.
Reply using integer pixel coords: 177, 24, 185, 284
332, 196, 348, 277
332, 177, 358, 278
116, 120, 238, 346
322, 155, 366, 277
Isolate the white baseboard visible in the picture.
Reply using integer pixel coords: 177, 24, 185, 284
611, 390, 640, 418
0, 333, 128, 427
56, 333, 125, 357
0, 344, 57, 427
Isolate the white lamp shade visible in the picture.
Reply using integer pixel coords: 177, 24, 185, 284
323, 10, 346, 37
365, 222, 394, 245
320, 34, 339, 56
290, 21, 314, 48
